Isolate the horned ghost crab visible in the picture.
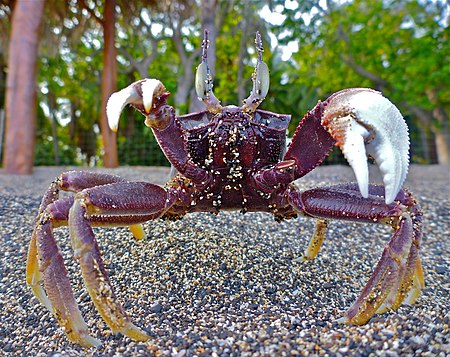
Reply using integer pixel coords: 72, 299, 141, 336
27, 31, 423, 347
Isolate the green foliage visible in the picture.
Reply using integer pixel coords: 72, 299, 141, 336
34, 102, 77, 165
270, 0, 448, 163
34, 139, 78, 166
35, 9, 106, 165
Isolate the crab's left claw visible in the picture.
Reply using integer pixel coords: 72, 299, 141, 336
322, 88, 409, 204
106, 79, 166, 132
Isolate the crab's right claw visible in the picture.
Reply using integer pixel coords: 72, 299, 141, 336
322, 88, 409, 204
106, 79, 166, 132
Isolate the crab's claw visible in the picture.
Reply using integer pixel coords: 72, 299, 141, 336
106, 79, 167, 132
322, 88, 409, 204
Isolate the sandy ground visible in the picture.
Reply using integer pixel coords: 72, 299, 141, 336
0, 165, 448, 356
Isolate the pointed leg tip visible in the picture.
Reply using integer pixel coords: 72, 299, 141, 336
78, 335, 102, 348
84, 336, 102, 348
375, 304, 390, 315
404, 289, 421, 305
294, 255, 308, 263
338, 307, 372, 325
121, 323, 150, 341
129, 224, 146, 240
68, 329, 102, 348
31, 285, 53, 312
335, 316, 349, 324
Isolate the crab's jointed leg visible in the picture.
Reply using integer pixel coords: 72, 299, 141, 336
68, 182, 171, 341
27, 172, 130, 346
26, 172, 176, 346
289, 183, 423, 324
298, 219, 329, 262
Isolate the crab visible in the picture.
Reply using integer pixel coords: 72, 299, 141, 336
26, 31, 423, 347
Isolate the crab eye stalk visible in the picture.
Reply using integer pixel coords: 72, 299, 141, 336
195, 30, 222, 114
195, 62, 210, 98
253, 59, 270, 98
241, 31, 270, 113
252, 32, 270, 98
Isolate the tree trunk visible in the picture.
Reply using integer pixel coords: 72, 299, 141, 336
433, 130, 449, 165
100, 0, 118, 167
417, 123, 430, 163
3, 0, 45, 174
428, 130, 438, 164
171, 25, 201, 114
428, 90, 449, 164
175, 60, 196, 112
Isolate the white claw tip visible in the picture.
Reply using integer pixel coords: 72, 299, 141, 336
106, 92, 123, 132
323, 88, 409, 204
106, 85, 141, 132
340, 117, 370, 199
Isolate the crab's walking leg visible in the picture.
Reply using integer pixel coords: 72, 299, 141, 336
26, 172, 155, 346
26, 180, 62, 312
298, 219, 329, 262
32, 205, 102, 347
68, 182, 171, 342
289, 183, 423, 324
27, 172, 127, 306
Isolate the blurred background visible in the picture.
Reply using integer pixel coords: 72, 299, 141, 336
0, 0, 448, 174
